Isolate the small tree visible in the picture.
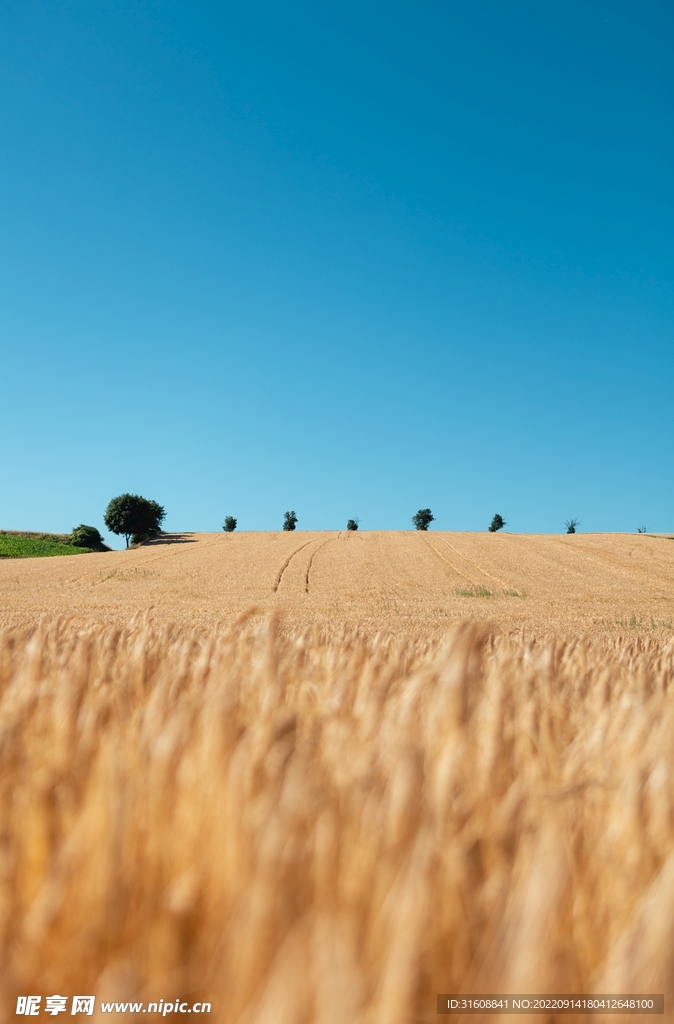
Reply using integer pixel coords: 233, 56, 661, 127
283, 511, 298, 532
489, 514, 506, 532
104, 494, 166, 548
565, 518, 580, 534
223, 516, 237, 532
412, 509, 434, 531
637, 526, 648, 534
346, 518, 359, 531
70, 524, 104, 549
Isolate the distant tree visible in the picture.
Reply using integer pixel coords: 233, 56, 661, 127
104, 494, 166, 548
412, 509, 434, 531
346, 518, 359, 531
223, 516, 237, 532
637, 526, 648, 534
283, 511, 298, 532
565, 518, 580, 534
104, 494, 138, 548
130, 500, 165, 545
489, 514, 506, 532
70, 524, 104, 549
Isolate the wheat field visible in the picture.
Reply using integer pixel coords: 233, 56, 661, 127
1, 533, 674, 1021
2, 530, 674, 639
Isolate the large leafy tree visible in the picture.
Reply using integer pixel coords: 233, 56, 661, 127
104, 494, 166, 547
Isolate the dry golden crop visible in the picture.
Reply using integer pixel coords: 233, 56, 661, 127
1, 613, 674, 1022
2, 531, 674, 640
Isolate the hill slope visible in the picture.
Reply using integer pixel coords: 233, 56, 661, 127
1, 530, 672, 638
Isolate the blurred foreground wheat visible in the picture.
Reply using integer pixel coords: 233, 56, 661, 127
1, 616, 674, 1022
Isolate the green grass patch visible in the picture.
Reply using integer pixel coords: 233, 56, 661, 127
0, 535, 92, 559
456, 586, 494, 598
612, 614, 674, 631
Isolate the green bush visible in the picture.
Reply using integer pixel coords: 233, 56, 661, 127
346, 519, 359, 531
412, 509, 434, 531
70, 524, 104, 548
283, 511, 298, 532
104, 494, 166, 548
223, 516, 237, 532
489, 514, 506, 532
565, 518, 580, 534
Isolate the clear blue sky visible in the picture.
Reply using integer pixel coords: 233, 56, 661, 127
1, 1, 672, 545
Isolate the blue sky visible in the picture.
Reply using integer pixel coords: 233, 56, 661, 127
1, 1, 672, 544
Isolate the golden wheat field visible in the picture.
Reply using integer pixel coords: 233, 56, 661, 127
2, 530, 674, 638
2, 532, 674, 1022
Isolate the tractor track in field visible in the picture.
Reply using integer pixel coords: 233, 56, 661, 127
418, 536, 478, 586
71, 535, 223, 589
272, 540, 314, 593
305, 535, 340, 593
435, 535, 512, 589
545, 535, 674, 587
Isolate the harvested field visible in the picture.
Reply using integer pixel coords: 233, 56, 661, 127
1, 531, 674, 639
2, 533, 674, 1021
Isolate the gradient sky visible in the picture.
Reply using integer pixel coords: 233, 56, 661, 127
1, 1, 672, 546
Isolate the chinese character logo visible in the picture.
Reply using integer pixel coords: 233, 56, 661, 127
16, 997, 41, 1016
45, 996, 68, 1016
71, 998, 95, 1016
